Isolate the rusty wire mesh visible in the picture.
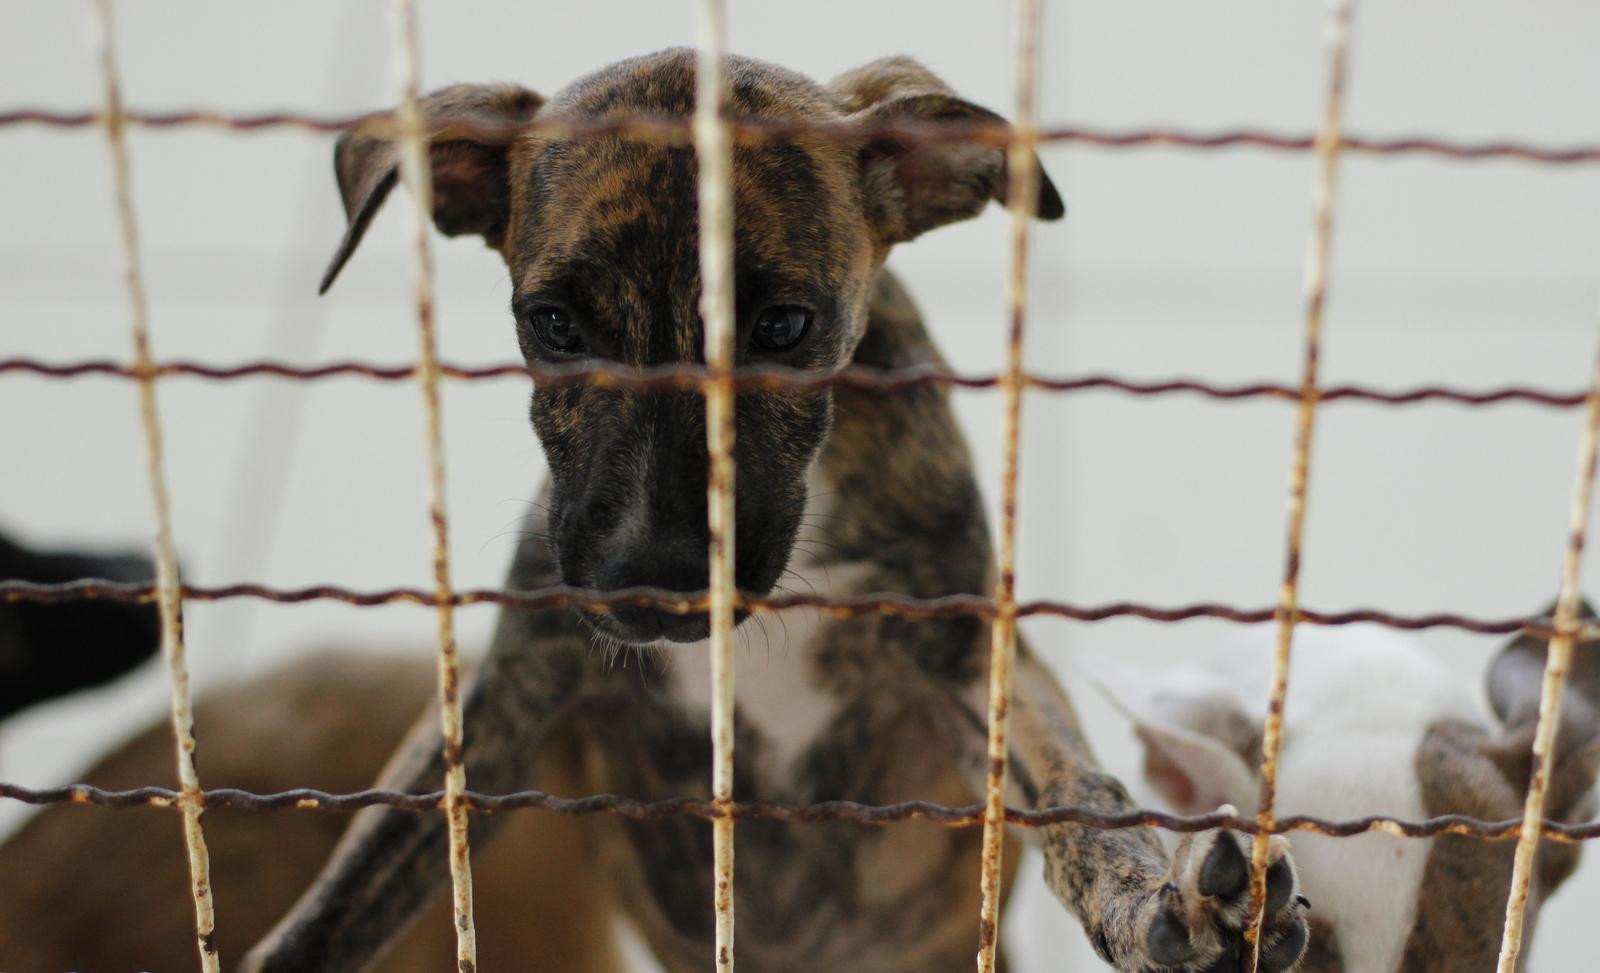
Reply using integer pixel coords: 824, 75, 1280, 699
690, 1, 740, 967
974, 0, 1043, 968
381, 1, 480, 967
5, 0, 1600, 971
85, 1, 220, 969
5, 107, 1600, 164
1241, 2, 1354, 966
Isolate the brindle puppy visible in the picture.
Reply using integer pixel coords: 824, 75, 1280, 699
244, 50, 1309, 973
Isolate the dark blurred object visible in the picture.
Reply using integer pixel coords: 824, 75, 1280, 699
0, 528, 161, 717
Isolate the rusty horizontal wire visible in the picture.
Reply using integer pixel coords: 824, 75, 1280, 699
3, 106, 1599, 165
0, 356, 1591, 408
4, 577, 1595, 639
3, 780, 1596, 843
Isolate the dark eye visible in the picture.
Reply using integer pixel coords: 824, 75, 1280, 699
526, 306, 585, 355
751, 305, 812, 353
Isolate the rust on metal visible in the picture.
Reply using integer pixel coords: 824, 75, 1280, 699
10, 578, 1600, 640
5, 105, 1600, 165
1494, 336, 1600, 970
1245, 1, 1355, 969
1, 354, 1596, 409
9, 780, 1600, 842
694, 3, 740, 970
89, 2, 221, 970
975, 0, 1041, 970
384, 0, 479, 969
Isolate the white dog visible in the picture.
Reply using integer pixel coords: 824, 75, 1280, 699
1094, 621, 1599, 972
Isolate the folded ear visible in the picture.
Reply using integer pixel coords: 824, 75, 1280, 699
1137, 719, 1260, 817
1092, 665, 1260, 816
829, 57, 1064, 246
319, 83, 544, 294
1486, 599, 1600, 820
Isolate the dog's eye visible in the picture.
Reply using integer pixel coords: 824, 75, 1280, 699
527, 306, 585, 355
751, 306, 812, 353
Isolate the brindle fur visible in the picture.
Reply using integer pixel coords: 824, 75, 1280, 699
245, 50, 1307, 973
1393, 622, 1600, 973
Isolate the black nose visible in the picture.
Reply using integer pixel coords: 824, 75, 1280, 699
594, 546, 711, 643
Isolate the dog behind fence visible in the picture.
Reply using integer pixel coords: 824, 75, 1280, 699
3, 1, 1600, 971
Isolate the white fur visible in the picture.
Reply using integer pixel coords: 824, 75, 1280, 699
669, 559, 871, 777
1107, 626, 1483, 972
1272, 629, 1477, 972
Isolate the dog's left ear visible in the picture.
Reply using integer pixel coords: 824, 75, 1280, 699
319, 83, 544, 294
1485, 599, 1600, 823
829, 57, 1064, 246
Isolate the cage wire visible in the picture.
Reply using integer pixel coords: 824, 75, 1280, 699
3, 0, 1600, 971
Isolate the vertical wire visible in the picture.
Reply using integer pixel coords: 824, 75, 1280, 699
1494, 329, 1600, 972
386, 2, 478, 969
693, 2, 739, 971
88, 2, 220, 969
975, 0, 1042, 970
1243, 0, 1355, 969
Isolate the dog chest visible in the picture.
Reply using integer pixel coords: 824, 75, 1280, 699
665, 562, 872, 778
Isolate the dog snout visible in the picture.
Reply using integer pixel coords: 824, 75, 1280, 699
595, 540, 712, 643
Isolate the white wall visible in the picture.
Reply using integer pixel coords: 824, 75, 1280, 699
2, 1, 1598, 970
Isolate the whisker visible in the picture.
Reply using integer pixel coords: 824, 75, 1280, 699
478, 527, 554, 556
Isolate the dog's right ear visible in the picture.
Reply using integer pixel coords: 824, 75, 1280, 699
320, 83, 544, 294
1485, 600, 1600, 823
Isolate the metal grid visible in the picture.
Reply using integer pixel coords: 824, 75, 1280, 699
384, 1, 479, 967
5, 0, 1600, 971
690, 2, 740, 968
86, 2, 220, 969
1242, 1, 1354, 965
976, 2, 1044, 971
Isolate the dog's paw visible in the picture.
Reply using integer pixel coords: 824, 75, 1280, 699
1132, 813, 1308, 972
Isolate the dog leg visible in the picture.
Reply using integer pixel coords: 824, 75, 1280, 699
242, 549, 594, 973
959, 646, 1309, 972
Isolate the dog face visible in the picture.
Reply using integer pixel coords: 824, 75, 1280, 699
318, 50, 1061, 643
1112, 622, 1600, 972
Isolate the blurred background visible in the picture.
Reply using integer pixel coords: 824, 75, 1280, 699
2, 0, 1598, 969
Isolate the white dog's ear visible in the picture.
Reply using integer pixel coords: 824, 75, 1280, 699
1095, 667, 1261, 816
1136, 720, 1259, 817
828, 57, 1064, 245
1486, 600, 1600, 822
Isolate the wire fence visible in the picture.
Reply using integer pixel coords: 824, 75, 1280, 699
4, 0, 1600, 971
87, 0, 219, 967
